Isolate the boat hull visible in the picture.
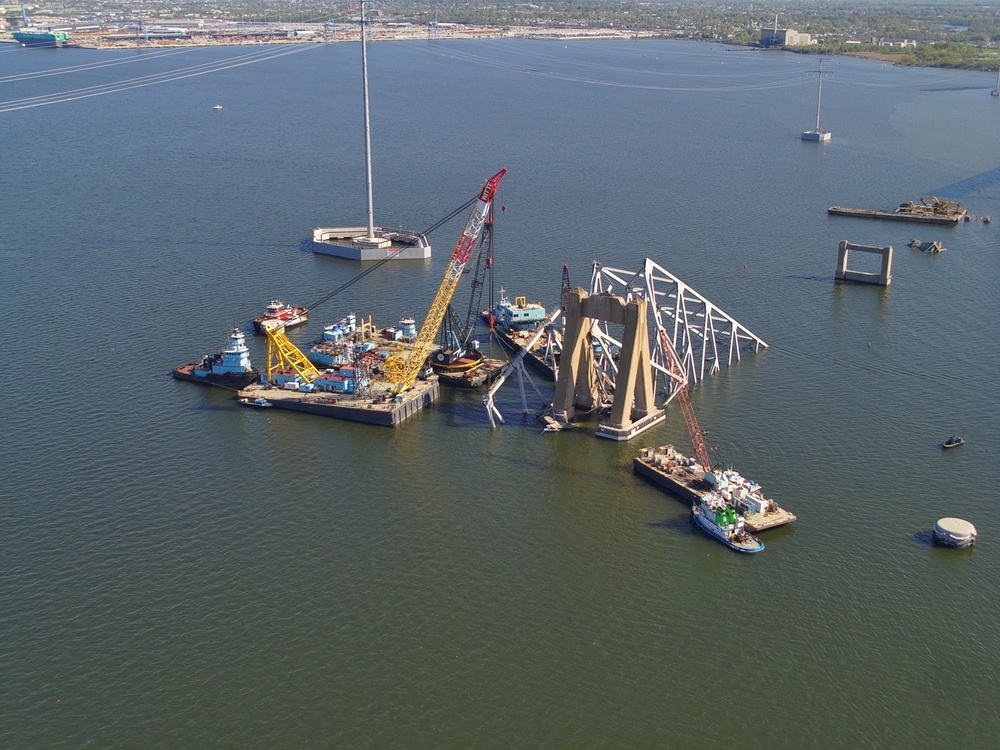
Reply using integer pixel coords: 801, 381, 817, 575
692, 505, 765, 554
173, 364, 259, 390
13, 31, 71, 47
253, 313, 307, 335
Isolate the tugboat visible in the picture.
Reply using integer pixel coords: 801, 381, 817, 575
238, 396, 272, 408
941, 434, 965, 449
691, 493, 765, 554
252, 300, 308, 335
173, 328, 260, 389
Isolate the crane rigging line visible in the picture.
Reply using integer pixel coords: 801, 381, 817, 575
0, 44, 319, 113
304, 195, 478, 315
0, 47, 196, 84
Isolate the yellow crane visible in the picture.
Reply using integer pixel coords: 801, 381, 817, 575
383, 168, 507, 393
263, 324, 321, 384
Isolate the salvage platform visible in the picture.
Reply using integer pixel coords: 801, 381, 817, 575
237, 377, 439, 427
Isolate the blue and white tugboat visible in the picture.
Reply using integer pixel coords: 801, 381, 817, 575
173, 328, 260, 389
692, 493, 765, 554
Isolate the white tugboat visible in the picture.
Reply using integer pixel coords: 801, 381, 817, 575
173, 328, 260, 389
692, 493, 765, 554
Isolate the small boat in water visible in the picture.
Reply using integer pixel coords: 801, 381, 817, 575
691, 493, 764, 554
941, 434, 964, 449
173, 328, 260, 389
238, 396, 272, 408
253, 299, 308, 335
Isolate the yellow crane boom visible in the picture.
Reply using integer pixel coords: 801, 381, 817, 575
383, 168, 507, 393
264, 325, 321, 383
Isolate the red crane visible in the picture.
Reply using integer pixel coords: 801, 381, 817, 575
658, 329, 713, 472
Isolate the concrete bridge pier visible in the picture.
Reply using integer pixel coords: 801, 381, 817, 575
835, 240, 893, 286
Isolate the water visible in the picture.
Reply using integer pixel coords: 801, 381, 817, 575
2, 39, 999, 747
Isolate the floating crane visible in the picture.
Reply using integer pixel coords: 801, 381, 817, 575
658, 328, 713, 472
383, 168, 507, 393
435, 206, 496, 365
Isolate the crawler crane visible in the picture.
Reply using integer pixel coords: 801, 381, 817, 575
658, 329, 713, 473
383, 168, 507, 393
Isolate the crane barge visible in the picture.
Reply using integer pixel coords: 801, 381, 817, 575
234, 169, 506, 426
634, 331, 797, 533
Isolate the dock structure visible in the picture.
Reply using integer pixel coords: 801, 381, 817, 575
835, 240, 893, 286
236, 377, 439, 427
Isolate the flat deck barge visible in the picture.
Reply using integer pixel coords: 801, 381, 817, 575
828, 201, 966, 226
493, 327, 556, 382
634, 445, 796, 532
236, 378, 439, 427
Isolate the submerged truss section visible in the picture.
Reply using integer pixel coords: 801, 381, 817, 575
589, 258, 767, 393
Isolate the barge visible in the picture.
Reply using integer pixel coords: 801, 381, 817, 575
828, 196, 966, 226
486, 292, 558, 381
236, 377, 439, 427
635, 444, 796, 533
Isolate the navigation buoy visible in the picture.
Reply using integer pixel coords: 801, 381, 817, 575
933, 518, 976, 548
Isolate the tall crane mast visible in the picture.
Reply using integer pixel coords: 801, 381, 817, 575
437, 207, 495, 358
383, 168, 507, 393
658, 329, 713, 472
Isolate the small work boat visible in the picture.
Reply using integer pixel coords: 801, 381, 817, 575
238, 397, 273, 408
691, 493, 764, 554
941, 434, 964, 449
253, 299, 308, 335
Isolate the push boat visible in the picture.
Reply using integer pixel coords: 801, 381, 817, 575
692, 494, 765, 554
238, 396, 272, 408
941, 434, 964, 449
253, 300, 308, 335
173, 328, 260, 389
634, 445, 796, 532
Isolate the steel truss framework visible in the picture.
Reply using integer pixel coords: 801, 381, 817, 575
589, 258, 768, 399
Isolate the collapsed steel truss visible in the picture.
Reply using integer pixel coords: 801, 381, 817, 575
589, 258, 768, 395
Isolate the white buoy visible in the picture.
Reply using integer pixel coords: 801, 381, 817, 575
933, 518, 976, 548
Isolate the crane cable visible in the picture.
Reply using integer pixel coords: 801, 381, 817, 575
304, 194, 477, 314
